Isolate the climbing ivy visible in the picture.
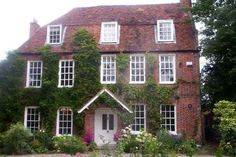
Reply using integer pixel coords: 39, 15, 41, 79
0, 29, 175, 135
116, 52, 129, 72
106, 52, 174, 134
20, 29, 101, 135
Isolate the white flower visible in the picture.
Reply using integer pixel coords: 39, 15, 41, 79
121, 129, 126, 134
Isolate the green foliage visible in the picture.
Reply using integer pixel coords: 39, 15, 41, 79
31, 131, 53, 153
108, 77, 174, 133
146, 53, 157, 75
156, 130, 178, 154
0, 28, 101, 135
52, 135, 87, 154
73, 29, 101, 96
0, 133, 3, 154
39, 48, 59, 132
1, 123, 32, 155
116, 52, 129, 72
180, 140, 198, 157
192, 0, 236, 110
87, 142, 97, 151
0, 52, 26, 132
213, 101, 236, 156
117, 127, 197, 157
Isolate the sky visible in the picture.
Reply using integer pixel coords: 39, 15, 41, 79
0, 0, 205, 68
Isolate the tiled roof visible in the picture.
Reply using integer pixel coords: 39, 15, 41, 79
17, 4, 197, 53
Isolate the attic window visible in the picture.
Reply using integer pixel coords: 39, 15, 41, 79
100, 22, 119, 43
47, 25, 62, 44
157, 20, 174, 42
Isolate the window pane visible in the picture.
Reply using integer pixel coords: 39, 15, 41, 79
159, 55, 175, 83
25, 107, 40, 133
101, 56, 116, 83
131, 104, 145, 131
102, 114, 107, 130
59, 61, 74, 87
102, 23, 117, 42
161, 105, 175, 133
130, 56, 145, 83
158, 21, 173, 41
109, 114, 114, 130
27, 61, 42, 87
57, 108, 73, 135
48, 25, 61, 44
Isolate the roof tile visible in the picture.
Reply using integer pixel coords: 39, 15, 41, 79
17, 4, 197, 53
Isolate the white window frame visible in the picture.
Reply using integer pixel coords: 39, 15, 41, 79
157, 20, 174, 42
56, 107, 73, 136
46, 25, 62, 44
160, 104, 177, 135
24, 106, 40, 133
159, 54, 176, 84
26, 60, 43, 88
100, 22, 119, 43
58, 60, 74, 88
130, 54, 146, 84
100, 55, 116, 84
131, 104, 146, 134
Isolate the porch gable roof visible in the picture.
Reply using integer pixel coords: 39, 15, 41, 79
78, 88, 132, 113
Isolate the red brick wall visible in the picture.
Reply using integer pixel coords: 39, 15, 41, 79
20, 51, 201, 142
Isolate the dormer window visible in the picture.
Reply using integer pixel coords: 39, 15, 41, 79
157, 20, 175, 42
100, 22, 119, 43
47, 25, 62, 44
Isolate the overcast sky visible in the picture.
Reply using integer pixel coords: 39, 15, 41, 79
0, 0, 205, 68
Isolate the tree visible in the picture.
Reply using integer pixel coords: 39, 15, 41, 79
0, 52, 26, 132
192, 0, 236, 110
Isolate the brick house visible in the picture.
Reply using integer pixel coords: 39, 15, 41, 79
17, 0, 201, 145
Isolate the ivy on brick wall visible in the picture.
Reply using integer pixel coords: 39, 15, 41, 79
39, 29, 101, 134
4, 29, 101, 134
0, 29, 175, 135
106, 52, 175, 134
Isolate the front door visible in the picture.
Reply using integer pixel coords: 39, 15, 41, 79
95, 108, 117, 145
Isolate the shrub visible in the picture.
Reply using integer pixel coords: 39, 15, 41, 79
156, 129, 178, 155
122, 135, 139, 153
34, 130, 53, 153
116, 127, 139, 154
136, 131, 162, 155
52, 135, 87, 154
157, 129, 198, 156
31, 131, 53, 153
213, 101, 236, 157
116, 126, 197, 157
0, 133, 3, 154
87, 142, 97, 151
117, 127, 162, 156
180, 140, 198, 157
2, 122, 32, 154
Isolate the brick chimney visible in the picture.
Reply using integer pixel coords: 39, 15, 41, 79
180, 0, 192, 7
29, 19, 40, 38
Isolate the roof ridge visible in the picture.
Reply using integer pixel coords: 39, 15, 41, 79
72, 3, 179, 10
